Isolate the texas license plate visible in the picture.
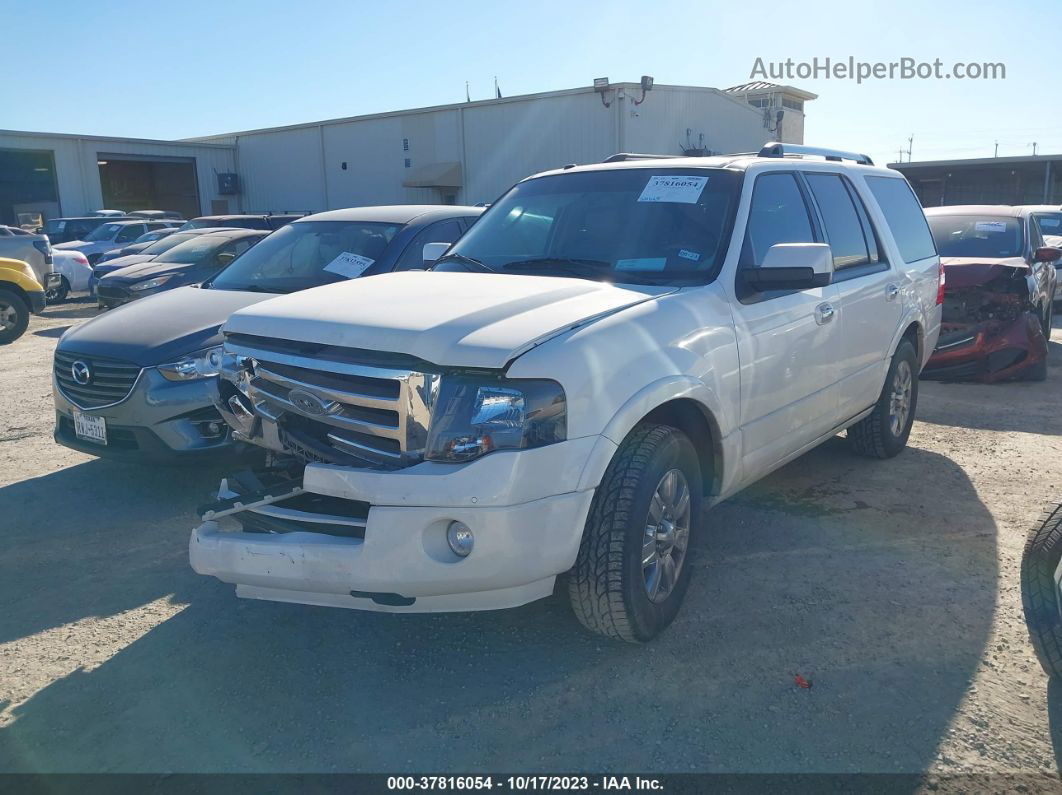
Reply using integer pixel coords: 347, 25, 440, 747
73, 411, 107, 445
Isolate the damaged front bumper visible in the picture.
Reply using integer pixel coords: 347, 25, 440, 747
189, 437, 608, 613
923, 311, 1047, 382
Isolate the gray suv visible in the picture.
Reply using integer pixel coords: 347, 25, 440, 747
52, 205, 482, 462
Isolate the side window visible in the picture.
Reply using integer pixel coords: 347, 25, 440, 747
865, 176, 936, 263
116, 224, 143, 242
740, 172, 816, 267
805, 173, 877, 270
395, 220, 465, 270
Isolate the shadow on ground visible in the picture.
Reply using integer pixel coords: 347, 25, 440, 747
0, 437, 998, 773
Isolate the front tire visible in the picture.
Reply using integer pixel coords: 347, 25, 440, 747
1021, 503, 1062, 679
847, 338, 918, 459
0, 289, 30, 344
568, 423, 702, 642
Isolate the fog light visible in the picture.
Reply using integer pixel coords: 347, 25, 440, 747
446, 521, 474, 557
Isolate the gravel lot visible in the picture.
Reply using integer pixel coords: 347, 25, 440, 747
2, 296, 1062, 775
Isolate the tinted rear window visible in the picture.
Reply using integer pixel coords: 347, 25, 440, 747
865, 176, 936, 262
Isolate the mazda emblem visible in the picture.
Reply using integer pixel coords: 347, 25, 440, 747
71, 360, 92, 385
288, 388, 330, 416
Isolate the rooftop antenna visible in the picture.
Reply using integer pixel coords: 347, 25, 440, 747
994, 140, 999, 157
465, 81, 470, 103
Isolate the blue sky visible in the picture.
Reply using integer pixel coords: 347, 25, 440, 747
6, 0, 1059, 166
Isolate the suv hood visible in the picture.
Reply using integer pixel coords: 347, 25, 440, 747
941, 256, 1029, 289
59, 286, 274, 366
224, 271, 674, 369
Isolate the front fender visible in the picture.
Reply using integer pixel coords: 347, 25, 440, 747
575, 375, 740, 498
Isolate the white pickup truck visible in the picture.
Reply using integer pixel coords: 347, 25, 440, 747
191, 144, 942, 642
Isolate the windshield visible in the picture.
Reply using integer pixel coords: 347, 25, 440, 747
83, 222, 124, 242
434, 168, 741, 285
141, 231, 201, 255
153, 235, 227, 264
928, 215, 1025, 258
210, 220, 402, 293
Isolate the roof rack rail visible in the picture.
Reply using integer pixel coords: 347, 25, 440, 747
603, 152, 683, 163
757, 142, 874, 166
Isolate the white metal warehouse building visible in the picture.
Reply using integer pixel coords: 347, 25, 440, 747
0, 80, 814, 225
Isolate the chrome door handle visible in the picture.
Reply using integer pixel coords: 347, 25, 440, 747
886, 284, 900, 301
815, 302, 835, 325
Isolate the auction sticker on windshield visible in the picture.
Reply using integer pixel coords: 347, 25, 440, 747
324, 252, 375, 279
638, 175, 708, 204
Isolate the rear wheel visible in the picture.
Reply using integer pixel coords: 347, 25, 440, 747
0, 289, 30, 344
568, 423, 702, 642
847, 338, 918, 459
46, 276, 70, 304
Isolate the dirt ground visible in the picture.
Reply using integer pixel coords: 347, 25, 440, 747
2, 295, 1062, 775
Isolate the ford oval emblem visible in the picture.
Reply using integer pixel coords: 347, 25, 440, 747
71, 360, 93, 385
288, 388, 329, 416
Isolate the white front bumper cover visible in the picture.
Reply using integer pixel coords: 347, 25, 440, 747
189, 436, 612, 613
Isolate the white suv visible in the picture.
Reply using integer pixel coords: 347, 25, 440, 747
191, 144, 942, 641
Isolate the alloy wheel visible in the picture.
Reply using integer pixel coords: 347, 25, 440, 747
641, 468, 692, 603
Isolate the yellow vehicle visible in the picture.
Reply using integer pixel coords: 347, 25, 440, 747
0, 257, 47, 344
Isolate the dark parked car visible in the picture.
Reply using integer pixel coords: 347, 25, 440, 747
96, 229, 268, 309
178, 214, 305, 232
53, 205, 482, 462
98, 226, 182, 262
923, 205, 1059, 382
40, 216, 122, 245
91, 228, 239, 290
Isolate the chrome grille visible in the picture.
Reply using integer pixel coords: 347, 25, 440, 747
224, 338, 438, 470
54, 350, 142, 409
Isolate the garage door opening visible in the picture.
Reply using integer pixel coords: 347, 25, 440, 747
0, 148, 59, 227
97, 154, 200, 220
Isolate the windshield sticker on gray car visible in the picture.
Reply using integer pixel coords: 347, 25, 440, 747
678, 249, 701, 262
974, 221, 1007, 233
637, 175, 708, 204
323, 252, 375, 279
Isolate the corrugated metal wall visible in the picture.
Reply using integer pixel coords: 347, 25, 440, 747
625, 86, 772, 157
2, 84, 810, 220
0, 132, 235, 218
229, 84, 793, 211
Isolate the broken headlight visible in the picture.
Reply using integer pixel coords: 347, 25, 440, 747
424, 376, 566, 462
158, 346, 224, 381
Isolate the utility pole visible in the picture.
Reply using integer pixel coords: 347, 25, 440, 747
898, 148, 905, 163
994, 140, 999, 157
1030, 142, 1039, 156
906, 134, 914, 162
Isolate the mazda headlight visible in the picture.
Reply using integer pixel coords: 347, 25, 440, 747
130, 274, 174, 292
424, 376, 566, 462
158, 346, 224, 381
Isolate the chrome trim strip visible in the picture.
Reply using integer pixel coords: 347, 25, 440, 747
254, 364, 399, 410
226, 342, 415, 381
326, 431, 404, 460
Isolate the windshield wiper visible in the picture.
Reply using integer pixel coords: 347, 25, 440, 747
217, 284, 289, 294
500, 257, 613, 278
434, 253, 497, 273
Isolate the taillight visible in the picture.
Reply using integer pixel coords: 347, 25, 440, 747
936, 260, 945, 305
74, 253, 89, 265
32, 239, 53, 265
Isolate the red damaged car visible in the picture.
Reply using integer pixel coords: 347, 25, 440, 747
922, 205, 1059, 382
